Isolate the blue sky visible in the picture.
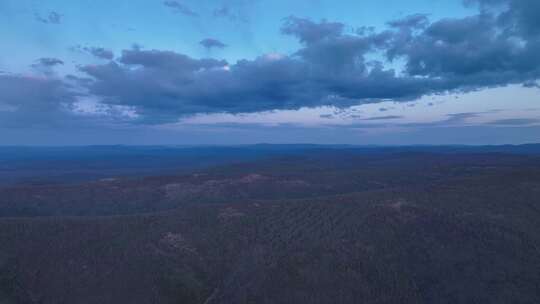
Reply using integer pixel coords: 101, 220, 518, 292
1, 0, 472, 70
0, 0, 539, 145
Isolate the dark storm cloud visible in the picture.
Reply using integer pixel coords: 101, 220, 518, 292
163, 1, 198, 17
200, 38, 227, 50
35, 11, 62, 24
386, 0, 540, 89
465, 0, 540, 37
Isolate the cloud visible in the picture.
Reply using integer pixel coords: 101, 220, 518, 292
35, 11, 63, 24
200, 38, 227, 50
523, 80, 540, 88
33, 58, 64, 67
362, 115, 403, 121
10, 1, 539, 127
76, 2, 540, 124
163, 1, 198, 17
76, 44, 432, 124
486, 118, 540, 126
385, 6, 540, 89
0, 74, 77, 127
213, 5, 249, 23
281, 16, 391, 75
445, 112, 481, 123
401, 112, 484, 128
85, 47, 114, 60
80, 46, 427, 124
30, 58, 64, 75
116, 48, 226, 69
387, 14, 429, 29
465, 0, 540, 37
281, 16, 345, 44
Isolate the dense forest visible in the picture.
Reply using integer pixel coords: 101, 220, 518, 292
0, 146, 539, 303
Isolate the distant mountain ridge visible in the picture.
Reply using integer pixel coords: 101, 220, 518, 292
1, 144, 539, 185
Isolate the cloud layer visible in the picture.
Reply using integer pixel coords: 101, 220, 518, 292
3, 0, 540, 127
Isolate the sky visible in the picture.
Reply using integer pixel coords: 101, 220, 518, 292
0, 0, 539, 145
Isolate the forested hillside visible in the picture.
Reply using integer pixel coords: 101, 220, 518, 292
0, 148, 539, 303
